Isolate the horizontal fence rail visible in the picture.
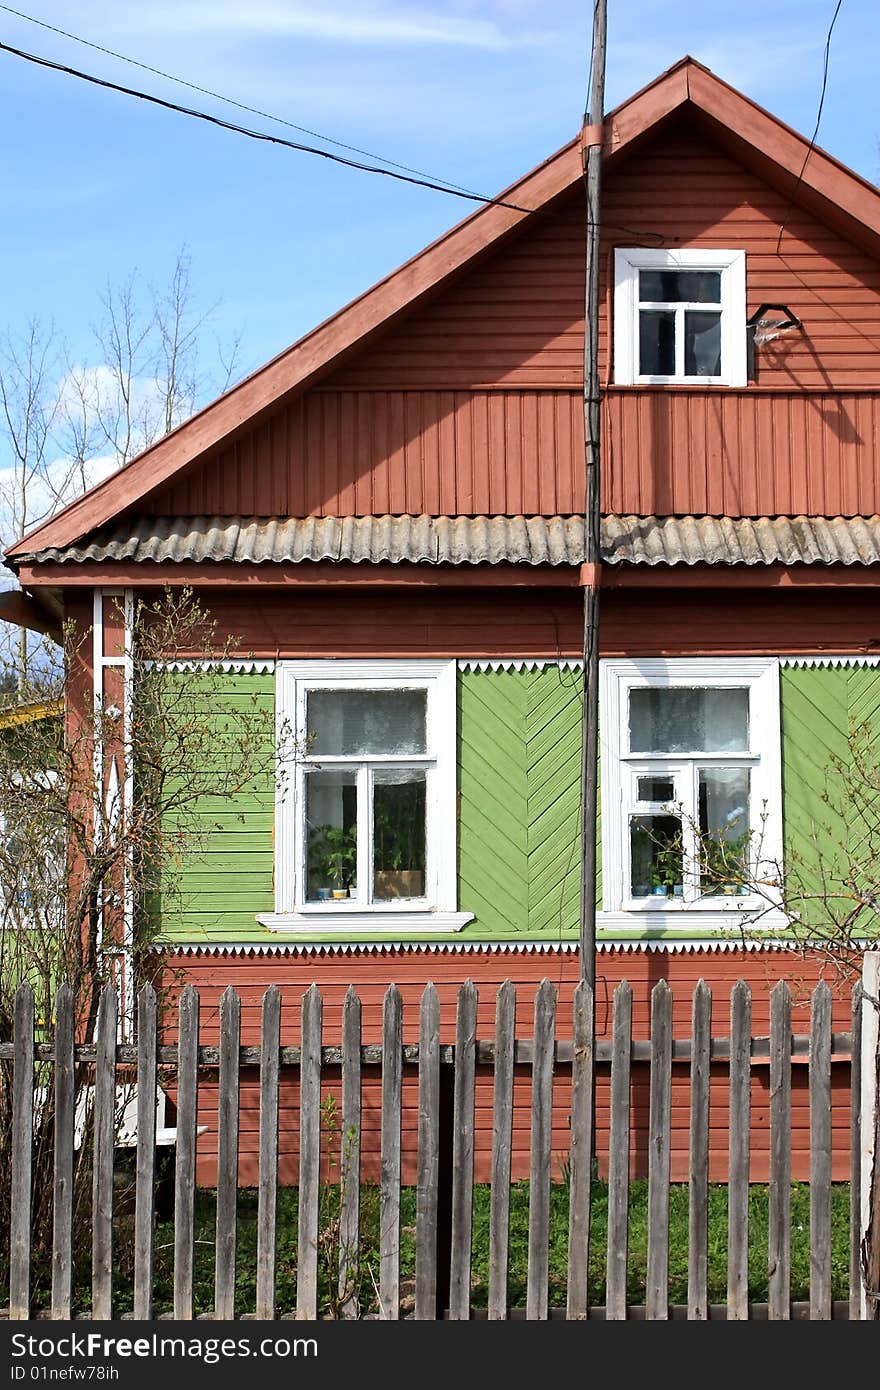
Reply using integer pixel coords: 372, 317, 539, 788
0, 975, 866, 1322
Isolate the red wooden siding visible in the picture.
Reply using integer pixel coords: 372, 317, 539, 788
149, 587, 880, 661
163, 947, 856, 1186
142, 124, 880, 521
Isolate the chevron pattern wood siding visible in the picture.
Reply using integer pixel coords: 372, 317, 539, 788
781, 664, 880, 910
458, 667, 586, 936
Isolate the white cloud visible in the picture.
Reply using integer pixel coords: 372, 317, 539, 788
106, 0, 550, 50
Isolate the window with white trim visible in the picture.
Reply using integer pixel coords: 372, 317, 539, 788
599, 659, 783, 920
260, 660, 471, 934
614, 248, 747, 386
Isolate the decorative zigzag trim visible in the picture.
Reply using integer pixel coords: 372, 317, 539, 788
159, 937, 796, 957
457, 659, 584, 672
778, 655, 880, 668
157, 659, 275, 673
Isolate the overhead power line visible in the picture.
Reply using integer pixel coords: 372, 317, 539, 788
0, 2, 484, 200
0, 37, 538, 213
775, 0, 844, 254
0, 32, 665, 242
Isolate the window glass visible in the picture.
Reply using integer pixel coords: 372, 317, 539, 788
684, 311, 722, 376
637, 775, 675, 803
629, 687, 749, 754
630, 813, 683, 898
308, 689, 427, 756
373, 768, 427, 900
305, 768, 357, 900
639, 269, 721, 303
698, 767, 750, 893
639, 309, 675, 376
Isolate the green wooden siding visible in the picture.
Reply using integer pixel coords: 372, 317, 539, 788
155, 663, 880, 946
156, 673, 276, 942
780, 663, 880, 920
458, 667, 587, 937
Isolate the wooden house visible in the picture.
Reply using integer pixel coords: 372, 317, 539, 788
7, 57, 880, 1184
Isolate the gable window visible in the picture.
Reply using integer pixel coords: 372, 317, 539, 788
599, 659, 783, 923
260, 659, 471, 934
614, 249, 747, 386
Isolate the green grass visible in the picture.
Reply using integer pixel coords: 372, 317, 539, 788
47, 1178, 851, 1317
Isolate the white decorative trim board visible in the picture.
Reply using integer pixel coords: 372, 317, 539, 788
160, 937, 798, 957
156, 659, 276, 673
778, 655, 880, 668
458, 659, 584, 672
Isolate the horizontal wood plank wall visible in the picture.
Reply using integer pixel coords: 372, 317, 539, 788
154, 588, 880, 661
162, 948, 856, 1187
143, 125, 880, 520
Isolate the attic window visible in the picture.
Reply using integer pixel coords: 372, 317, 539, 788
614, 249, 747, 387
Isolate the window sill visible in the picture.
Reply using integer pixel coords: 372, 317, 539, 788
256, 910, 475, 935
598, 909, 790, 932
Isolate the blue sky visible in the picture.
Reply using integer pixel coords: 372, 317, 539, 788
1, 0, 878, 382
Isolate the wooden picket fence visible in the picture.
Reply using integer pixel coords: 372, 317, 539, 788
1, 973, 868, 1320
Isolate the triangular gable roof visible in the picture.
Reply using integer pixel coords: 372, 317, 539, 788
9, 55, 880, 561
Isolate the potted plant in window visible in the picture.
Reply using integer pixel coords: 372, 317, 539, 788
652, 845, 682, 898
308, 824, 357, 900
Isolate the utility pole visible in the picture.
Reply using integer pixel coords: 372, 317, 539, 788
579, 0, 607, 987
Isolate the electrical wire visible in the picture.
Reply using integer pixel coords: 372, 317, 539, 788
775, 0, 844, 255
0, 34, 666, 242
0, 37, 539, 213
0, 2, 486, 200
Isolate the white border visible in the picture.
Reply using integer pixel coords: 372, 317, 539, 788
266, 658, 466, 931
613, 248, 747, 387
599, 657, 783, 925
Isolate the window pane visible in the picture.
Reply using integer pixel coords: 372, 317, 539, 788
684, 311, 722, 376
639, 310, 675, 375
629, 687, 749, 753
308, 689, 427, 755
637, 775, 675, 803
305, 768, 357, 900
639, 270, 721, 303
373, 768, 427, 900
698, 768, 750, 894
630, 814, 683, 898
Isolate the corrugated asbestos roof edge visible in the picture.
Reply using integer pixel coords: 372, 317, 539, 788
27, 513, 880, 567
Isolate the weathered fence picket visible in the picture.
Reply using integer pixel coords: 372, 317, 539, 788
1, 973, 867, 1322
52, 983, 76, 1321
173, 984, 200, 1320
9, 981, 34, 1322
566, 977, 594, 1321
646, 979, 672, 1320
488, 979, 515, 1321
296, 983, 322, 1321
687, 980, 711, 1321
92, 983, 117, 1321
256, 984, 281, 1320
133, 983, 157, 1321
809, 980, 832, 1321
449, 980, 478, 1320
215, 985, 241, 1320
606, 980, 633, 1320
727, 980, 751, 1320
768, 980, 792, 1320
379, 984, 402, 1320
415, 983, 440, 1321
340, 984, 362, 1319
850, 980, 863, 1322
526, 979, 556, 1321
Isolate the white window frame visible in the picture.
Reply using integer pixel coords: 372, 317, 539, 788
258, 659, 472, 934
614, 248, 747, 387
599, 657, 786, 931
